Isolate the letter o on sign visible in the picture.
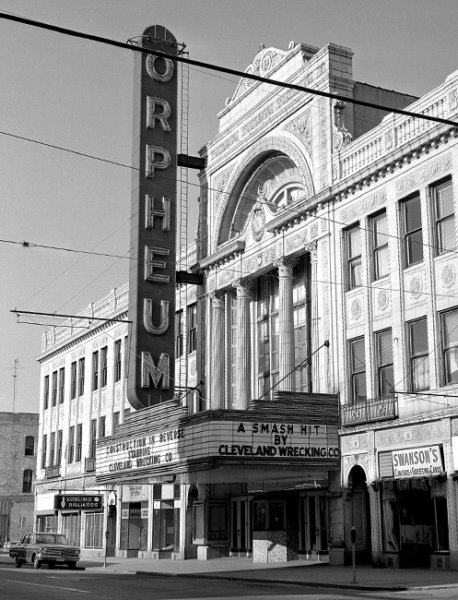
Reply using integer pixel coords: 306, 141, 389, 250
146, 55, 174, 82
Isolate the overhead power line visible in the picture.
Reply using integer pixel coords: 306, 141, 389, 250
0, 12, 457, 128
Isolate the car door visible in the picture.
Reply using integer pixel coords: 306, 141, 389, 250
18, 534, 29, 560
24, 534, 34, 562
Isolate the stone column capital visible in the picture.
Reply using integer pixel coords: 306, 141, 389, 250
305, 241, 318, 261
209, 290, 225, 305
274, 256, 297, 277
232, 277, 254, 297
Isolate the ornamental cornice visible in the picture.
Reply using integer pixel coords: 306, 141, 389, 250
199, 239, 246, 271
374, 419, 446, 448
268, 129, 456, 234
38, 313, 128, 363
395, 155, 452, 197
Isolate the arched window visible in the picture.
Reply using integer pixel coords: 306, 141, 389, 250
218, 154, 306, 245
22, 469, 33, 493
24, 436, 35, 456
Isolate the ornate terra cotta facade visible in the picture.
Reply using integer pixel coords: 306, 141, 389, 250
36, 35, 458, 568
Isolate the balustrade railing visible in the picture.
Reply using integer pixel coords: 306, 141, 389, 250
341, 396, 398, 426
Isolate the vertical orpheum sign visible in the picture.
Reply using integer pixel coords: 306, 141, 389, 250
127, 26, 178, 409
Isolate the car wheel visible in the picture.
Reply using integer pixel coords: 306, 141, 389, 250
33, 556, 41, 570
48, 562, 55, 569
15, 557, 23, 568
67, 562, 76, 570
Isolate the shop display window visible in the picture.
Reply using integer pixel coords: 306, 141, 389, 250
84, 512, 103, 549
152, 500, 179, 551
253, 500, 285, 530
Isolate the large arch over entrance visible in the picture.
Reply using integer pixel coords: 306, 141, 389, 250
347, 465, 372, 563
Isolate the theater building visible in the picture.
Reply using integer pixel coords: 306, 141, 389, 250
35, 27, 458, 567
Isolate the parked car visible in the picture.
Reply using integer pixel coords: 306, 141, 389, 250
9, 533, 80, 569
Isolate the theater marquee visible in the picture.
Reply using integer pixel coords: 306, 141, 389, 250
127, 25, 178, 409
96, 419, 340, 482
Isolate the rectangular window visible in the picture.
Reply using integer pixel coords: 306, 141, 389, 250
124, 336, 129, 372
188, 304, 197, 353
68, 426, 75, 463
58, 367, 65, 404
41, 434, 47, 469
43, 375, 49, 410
70, 361, 77, 400
90, 419, 97, 459
371, 211, 389, 280
78, 357, 85, 396
256, 274, 279, 398
175, 311, 184, 357
349, 337, 366, 404
346, 225, 362, 290
441, 308, 458, 385
293, 261, 308, 392
51, 371, 58, 407
22, 469, 33, 494
92, 351, 99, 391
113, 411, 120, 434
76, 424, 83, 462
114, 340, 122, 382
402, 194, 423, 267
100, 346, 108, 387
375, 329, 394, 397
50, 432, 56, 466
99, 416, 106, 439
84, 513, 103, 549
24, 436, 35, 456
56, 430, 63, 466
433, 178, 455, 255
408, 317, 429, 391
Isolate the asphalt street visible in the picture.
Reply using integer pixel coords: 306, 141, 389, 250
2, 562, 458, 600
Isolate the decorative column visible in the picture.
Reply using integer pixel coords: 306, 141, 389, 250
210, 291, 225, 409
233, 278, 253, 410
276, 258, 295, 392
308, 243, 319, 392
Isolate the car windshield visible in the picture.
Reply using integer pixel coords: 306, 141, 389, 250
35, 534, 69, 545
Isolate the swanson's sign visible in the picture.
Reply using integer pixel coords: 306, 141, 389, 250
127, 26, 178, 409
96, 420, 340, 480
392, 445, 444, 479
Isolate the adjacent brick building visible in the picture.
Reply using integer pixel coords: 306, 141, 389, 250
0, 412, 38, 544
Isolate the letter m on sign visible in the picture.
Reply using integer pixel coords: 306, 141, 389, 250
141, 352, 170, 389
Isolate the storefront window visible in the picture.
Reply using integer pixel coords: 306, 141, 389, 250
36, 514, 57, 533
432, 496, 449, 551
61, 513, 80, 547
382, 488, 400, 552
152, 500, 179, 551
253, 500, 285, 530
208, 503, 228, 542
84, 512, 103, 549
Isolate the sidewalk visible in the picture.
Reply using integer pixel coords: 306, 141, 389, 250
4, 551, 458, 591
79, 555, 458, 592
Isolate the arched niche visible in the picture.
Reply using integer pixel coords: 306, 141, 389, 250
215, 136, 314, 249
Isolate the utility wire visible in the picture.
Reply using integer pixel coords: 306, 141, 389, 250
0, 12, 457, 128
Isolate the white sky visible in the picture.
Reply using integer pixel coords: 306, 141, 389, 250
0, 0, 457, 413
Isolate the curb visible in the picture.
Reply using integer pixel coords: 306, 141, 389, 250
134, 570, 408, 592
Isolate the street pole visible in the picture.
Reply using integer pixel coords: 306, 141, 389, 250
103, 529, 109, 568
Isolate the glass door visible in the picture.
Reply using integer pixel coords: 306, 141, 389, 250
301, 493, 328, 554
230, 497, 251, 556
